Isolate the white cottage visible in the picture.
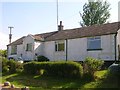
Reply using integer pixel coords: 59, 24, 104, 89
7, 21, 120, 62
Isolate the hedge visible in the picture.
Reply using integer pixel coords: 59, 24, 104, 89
23, 61, 83, 78
1, 57, 23, 74
37, 55, 49, 62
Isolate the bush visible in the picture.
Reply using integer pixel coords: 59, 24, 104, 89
2, 58, 23, 74
23, 61, 83, 78
8, 60, 23, 73
83, 57, 104, 79
1, 57, 9, 73
37, 55, 49, 62
2, 66, 9, 73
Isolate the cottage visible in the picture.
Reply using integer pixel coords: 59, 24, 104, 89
7, 21, 120, 62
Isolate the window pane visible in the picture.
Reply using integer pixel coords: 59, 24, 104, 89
55, 43, 57, 51
55, 41, 65, 52
88, 37, 101, 49
11, 45, 17, 54
26, 43, 32, 51
58, 43, 64, 51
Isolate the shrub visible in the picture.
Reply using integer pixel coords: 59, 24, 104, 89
37, 55, 49, 62
23, 61, 83, 78
84, 57, 104, 79
7, 60, 23, 73
2, 58, 23, 74
1, 57, 9, 73
2, 66, 9, 73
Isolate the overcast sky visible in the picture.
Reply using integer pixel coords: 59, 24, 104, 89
0, 0, 120, 49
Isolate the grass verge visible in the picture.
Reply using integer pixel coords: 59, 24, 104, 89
1, 70, 119, 90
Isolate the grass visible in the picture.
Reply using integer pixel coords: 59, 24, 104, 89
1, 70, 119, 90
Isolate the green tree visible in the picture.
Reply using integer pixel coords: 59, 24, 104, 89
0, 50, 7, 58
80, 0, 110, 27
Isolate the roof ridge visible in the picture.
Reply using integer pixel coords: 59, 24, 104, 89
34, 31, 57, 36
64, 21, 120, 31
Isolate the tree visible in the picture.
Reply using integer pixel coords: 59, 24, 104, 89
0, 50, 7, 58
80, 0, 110, 27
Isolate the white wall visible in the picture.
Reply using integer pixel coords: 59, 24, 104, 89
17, 44, 23, 57
7, 34, 116, 61
88, 35, 115, 61
117, 29, 120, 59
7, 44, 23, 59
117, 29, 120, 45
43, 41, 66, 61
67, 38, 87, 61
43, 34, 115, 61
34, 41, 44, 59
22, 35, 35, 61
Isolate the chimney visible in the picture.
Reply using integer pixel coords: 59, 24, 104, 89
58, 21, 64, 31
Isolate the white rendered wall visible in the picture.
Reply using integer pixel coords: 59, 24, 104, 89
22, 35, 35, 60
44, 34, 115, 61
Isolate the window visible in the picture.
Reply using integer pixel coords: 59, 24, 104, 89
26, 43, 32, 51
87, 36, 101, 50
55, 41, 65, 51
11, 45, 17, 55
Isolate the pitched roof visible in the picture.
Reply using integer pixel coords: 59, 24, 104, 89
32, 31, 58, 41
7, 36, 25, 46
45, 22, 120, 41
8, 21, 120, 46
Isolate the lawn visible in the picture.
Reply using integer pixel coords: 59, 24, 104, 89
1, 70, 119, 90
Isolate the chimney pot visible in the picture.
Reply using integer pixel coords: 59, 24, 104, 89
58, 21, 64, 31
60, 21, 62, 25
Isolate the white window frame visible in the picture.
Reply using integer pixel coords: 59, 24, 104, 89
87, 36, 101, 50
55, 41, 65, 52
26, 43, 32, 51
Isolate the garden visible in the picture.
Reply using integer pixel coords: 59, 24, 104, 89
0, 56, 120, 89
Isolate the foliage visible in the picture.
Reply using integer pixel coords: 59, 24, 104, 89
7, 60, 23, 73
0, 49, 7, 58
37, 55, 49, 62
2, 70, 119, 89
83, 57, 104, 79
80, 0, 110, 27
23, 61, 83, 78
1, 56, 9, 73
2, 57, 23, 74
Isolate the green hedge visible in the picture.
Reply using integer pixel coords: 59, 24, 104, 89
23, 61, 83, 78
1, 57, 23, 74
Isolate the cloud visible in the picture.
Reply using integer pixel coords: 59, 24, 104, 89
0, 32, 20, 50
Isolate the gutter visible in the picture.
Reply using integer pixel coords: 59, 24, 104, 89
114, 33, 117, 63
65, 39, 68, 61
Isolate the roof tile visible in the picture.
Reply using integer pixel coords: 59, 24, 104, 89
8, 21, 120, 46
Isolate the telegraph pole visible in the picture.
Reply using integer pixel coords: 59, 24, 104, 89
57, 0, 59, 29
8, 26, 14, 44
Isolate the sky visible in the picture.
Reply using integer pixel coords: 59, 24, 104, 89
0, 0, 120, 50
